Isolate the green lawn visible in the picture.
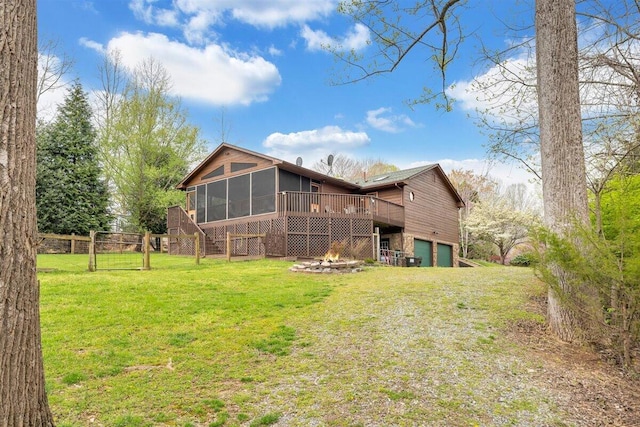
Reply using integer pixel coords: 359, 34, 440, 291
39, 254, 557, 426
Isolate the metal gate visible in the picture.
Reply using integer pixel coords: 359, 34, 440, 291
92, 231, 144, 270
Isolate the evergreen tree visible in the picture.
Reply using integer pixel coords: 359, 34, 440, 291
36, 81, 111, 235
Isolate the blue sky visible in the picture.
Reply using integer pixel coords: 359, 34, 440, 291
37, 0, 536, 186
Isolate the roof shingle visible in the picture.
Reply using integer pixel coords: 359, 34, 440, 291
351, 164, 437, 188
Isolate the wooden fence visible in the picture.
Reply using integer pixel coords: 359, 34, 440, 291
37, 233, 91, 254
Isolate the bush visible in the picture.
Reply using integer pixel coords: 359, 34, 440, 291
533, 223, 640, 372
510, 253, 537, 267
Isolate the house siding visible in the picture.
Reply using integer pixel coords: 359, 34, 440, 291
185, 149, 273, 186
403, 169, 459, 245
374, 187, 403, 205
318, 181, 353, 194
171, 143, 463, 264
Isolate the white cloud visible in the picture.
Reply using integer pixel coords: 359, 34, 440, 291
155, 8, 180, 27
37, 86, 67, 123
263, 125, 370, 161
79, 37, 105, 54
300, 25, 332, 51
129, 0, 335, 44
129, 0, 180, 27
129, 0, 156, 25
184, 10, 218, 45
268, 45, 283, 57
301, 23, 369, 52
366, 107, 417, 133
106, 32, 281, 106
225, 1, 335, 28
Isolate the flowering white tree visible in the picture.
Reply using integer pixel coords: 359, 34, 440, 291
465, 184, 539, 264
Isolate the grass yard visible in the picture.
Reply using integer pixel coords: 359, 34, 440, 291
38, 255, 637, 426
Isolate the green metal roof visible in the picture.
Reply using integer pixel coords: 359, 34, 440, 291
351, 164, 437, 188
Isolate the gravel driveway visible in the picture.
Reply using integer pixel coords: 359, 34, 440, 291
244, 267, 635, 427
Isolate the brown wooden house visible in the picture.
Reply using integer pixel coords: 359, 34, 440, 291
167, 143, 464, 266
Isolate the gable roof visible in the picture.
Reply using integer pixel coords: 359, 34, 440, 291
176, 143, 360, 190
352, 165, 437, 189
352, 164, 464, 206
177, 143, 463, 207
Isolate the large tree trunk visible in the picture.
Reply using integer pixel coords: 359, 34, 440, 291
536, 0, 590, 342
0, 1, 56, 425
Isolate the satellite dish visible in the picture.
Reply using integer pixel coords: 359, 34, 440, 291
295, 156, 303, 167
327, 154, 334, 166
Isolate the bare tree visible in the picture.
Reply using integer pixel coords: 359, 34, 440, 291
94, 49, 128, 132
312, 153, 398, 180
213, 107, 233, 145
473, 0, 640, 184
334, 0, 466, 109
313, 153, 358, 178
37, 38, 74, 102
0, 0, 56, 424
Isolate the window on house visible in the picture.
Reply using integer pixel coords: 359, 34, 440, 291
186, 187, 196, 211
301, 176, 311, 192
201, 165, 224, 180
231, 162, 258, 172
194, 167, 278, 223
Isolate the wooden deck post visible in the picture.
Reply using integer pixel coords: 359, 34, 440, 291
194, 232, 200, 265
88, 231, 96, 272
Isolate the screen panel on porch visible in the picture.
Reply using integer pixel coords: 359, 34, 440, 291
206, 180, 226, 222
228, 174, 250, 219
252, 168, 275, 215
196, 185, 206, 223
194, 167, 277, 223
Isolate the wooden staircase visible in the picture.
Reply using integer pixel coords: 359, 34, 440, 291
167, 206, 214, 256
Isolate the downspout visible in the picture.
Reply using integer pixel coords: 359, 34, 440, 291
395, 183, 404, 254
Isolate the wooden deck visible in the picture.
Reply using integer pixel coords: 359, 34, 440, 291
168, 192, 404, 258
278, 191, 404, 227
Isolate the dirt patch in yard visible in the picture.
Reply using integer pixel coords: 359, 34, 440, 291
506, 298, 640, 427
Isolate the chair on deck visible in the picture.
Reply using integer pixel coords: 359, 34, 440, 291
344, 205, 356, 214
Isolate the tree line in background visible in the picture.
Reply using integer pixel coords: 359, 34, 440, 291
36, 54, 205, 235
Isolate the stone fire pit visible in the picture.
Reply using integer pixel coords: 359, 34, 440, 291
289, 259, 364, 274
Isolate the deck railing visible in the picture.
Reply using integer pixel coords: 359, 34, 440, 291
277, 191, 404, 227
